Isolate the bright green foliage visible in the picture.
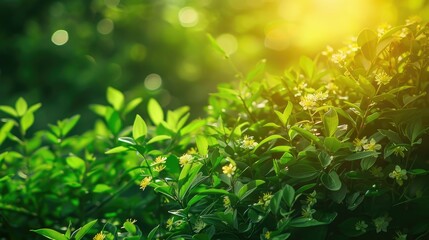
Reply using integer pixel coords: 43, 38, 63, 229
2, 20, 429, 240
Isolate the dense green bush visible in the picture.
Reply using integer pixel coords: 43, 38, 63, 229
1, 19, 429, 239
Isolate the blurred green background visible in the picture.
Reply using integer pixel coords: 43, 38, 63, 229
1, 0, 428, 128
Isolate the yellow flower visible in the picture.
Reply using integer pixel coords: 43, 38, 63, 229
373, 215, 391, 233
389, 165, 408, 186
355, 221, 368, 232
151, 156, 167, 166
353, 136, 368, 151
264, 231, 271, 239
93, 232, 105, 240
222, 163, 236, 177
153, 164, 166, 172
166, 218, 174, 231
299, 94, 318, 111
363, 138, 382, 151
375, 71, 392, 85
179, 153, 193, 167
223, 196, 231, 209
139, 176, 152, 191
240, 135, 258, 150
331, 50, 347, 65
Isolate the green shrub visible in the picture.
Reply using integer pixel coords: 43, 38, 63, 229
1, 19, 429, 240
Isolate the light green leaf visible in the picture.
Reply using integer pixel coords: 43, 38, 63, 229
61, 115, 80, 137
147, 135, 171, 144
133, 114, 147, 140
0, 105, 18, 117
291, 126, 320, 143
147, 225, 160, 240
75, 219, 98, 240
207, 33, 228, 58
275, 101, 293, 126
123, 97, 143, 116
345, 151, 379, 161
357, 29, 378, 61
196, 135, 208, 156
15, 97, 28, 116
31, 229, 68, 240
105, 146, 128, 154
299, 56, 314, 78
148, 98, 164, 125
0, 121, 14, 146
93, 184, 112, 193
20, 112, 34, 134
254, 134, 285, 151
246, 59, 266, 82
107, 87, 124, 111
323, 108, 338, 137
27, 103, 42, 114
237, 180, 265, 200
324, 137, 342, 153
66, 155, 85, 172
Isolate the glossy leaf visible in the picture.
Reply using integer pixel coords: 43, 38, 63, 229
148, 98, 164, 125
133, 114, 147, 140
107, 87, 124, 111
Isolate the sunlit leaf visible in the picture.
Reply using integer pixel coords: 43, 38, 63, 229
75, 219, 98, 240
107, 87, 124, 111
148, 98, 164, 125
31, 229, 68, 240
133, 114, 147, 141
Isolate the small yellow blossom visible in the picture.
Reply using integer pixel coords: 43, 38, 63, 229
306, 190, 317, 207
389, 165, 408, 186
373, 215, 392, 233
370, 166, 384, 178
93, 232, 105, 240
166, 218, 174, 231
299, 94, 318, 111
223, 196, 231, 209
179, 153, 193, 167
153, 164, 166, 172
375, 71, 392, 85
301, 205, 316, 218
355, 221, 368, 232
264, 231, 271, 239
363, 138, 382, 151
222, 163, 237, 177
321, 45, 334, 56
325, 82, 339, 93
151, 156, 167, 166
193, 219, 206, 233
187, 147, 197, 155
331, 50, 347, 66
240, 135, 258, 150
393, 146, 407, 158
139, 176, 152, 190
314, 91, 328, 101
353, 136, 368, 151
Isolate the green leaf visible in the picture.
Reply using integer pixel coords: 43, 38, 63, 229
196, 135, 208, 156
0, 105, 18, 117
323, 108, 338, 137
358, 75, 376, 97
66, 155, 85, 172
0, 121, 14, 146
324, 137, 342, 153
321, 171, 342, 191
27, 103, 42, 114
148, 98, 164, 125
123, 97, 143, 116
15, 97, 28, 116
31, 229, 68, 240
20, 112, 34, 134
360, 157, 376, 170
123, 221, 137, 235
282, 184, 295, 207
299, 56, 314, 78
207, 33, 228, 58
291, 126, 320, 143
270, 190, 283, 215
357, 29, 378, 61
365, 112, 380, 124
93, 184, 112, 193
237, 180, 265, 200
408, 169, 428, 175
133, 114, 147, 141
147, 225, 160, 240
287, 164, 320, 179
147, 135, 171, 144
254, 134, 285, 151
345, 151, 379, 161
75, 219, 98, 240
105, 146, 128, 154
275, 101, 293, 126
105, 108, 122, 135
107, 87, 124, 111
61, 115, 80, 136
246, 59, 266, 82
318, 151, 332, 168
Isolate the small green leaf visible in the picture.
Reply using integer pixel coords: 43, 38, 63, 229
323, 108, 338, 137
357, 29, 378, 61
0, 121, 14, 146
345, 151, 379, 161
275, 101, 293, 126
321, 171, 342, 191
324, 137, 342, 153
20, 112, 34, 134
299, 56, 314, 78
148, 98, 164, 125
288, 164, 320, 179
246, 59, 266, 82
318, 151, 332, 168
123, 97, 143, 116
282, 184, 295, 207
207, 33, 229, 58
105, 146, 128, 154
270, 189, 283, 215
0, 105, 18, 117
107, 87, 124, 111
408, 169, 428, 175
254, 134, 285, 151
15, 97, 28, 116
93, 184, 112, 193
123, 221, 137, 235
61, 115, 80, 137
31, 229, 68, 240
66, 155, 85, 172
133, 114, 147, 141
196, 135, 208, 156
360, 157, 376, 170
291, 126, 320, 143
147, 225, 160, 240
75, 219, 98, 240
147, 135, 171, 144
237, 180, 265, 200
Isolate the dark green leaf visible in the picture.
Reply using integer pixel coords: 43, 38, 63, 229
75, 219, 98, 240
321, 171, 342, 191
345, 151, 378, 161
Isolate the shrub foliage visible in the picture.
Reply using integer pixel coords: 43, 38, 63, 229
1, 20, 429, 240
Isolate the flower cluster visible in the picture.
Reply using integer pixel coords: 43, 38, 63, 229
355, 220, 368, 233
179, 153, 194, 167
374, 71, 392, 85
139, 176, 152, 191
239, 135, 258, 150
373, 215, 392, 233
389, 165, 408, 186
299, 91, 328, 111
353, 137, 382, 152
151, 156, 167, 172
256, 192, 273, 208
222, 162, 237, 177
